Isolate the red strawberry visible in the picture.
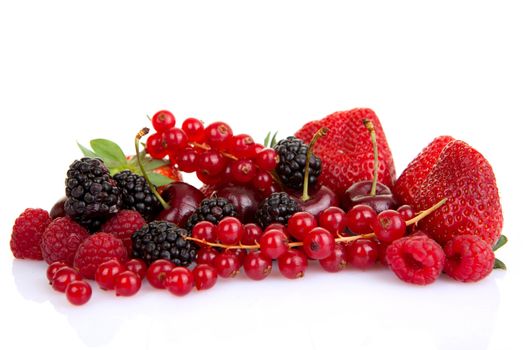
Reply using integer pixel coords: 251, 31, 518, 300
414, 140, 503, 246
295, 108, 396, 198
394, 136, 455, 205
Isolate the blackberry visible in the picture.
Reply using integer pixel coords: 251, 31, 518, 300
255, 192, 300, 229
113, 170, 161, 220
64, 158, 122, 231
132, 221, 197, 266
274, 136, 322, 191
185, 197, 237, 232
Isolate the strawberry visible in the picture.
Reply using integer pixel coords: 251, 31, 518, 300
295, 108, 396, 198
413, 140, 503, 246
394, 136, 455, 205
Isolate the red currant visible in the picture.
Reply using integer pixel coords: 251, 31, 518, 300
255, 148, 278, 171
287, 211, 317, 241
319, 207, 346, 235
163, 127, 188, 151
214, 252, 241, 278
259, 229, 289, 259
397, 205, 415, 221
230, 134, 255, 158
204, 121, 233, 149
346, 204, 377, 234
231, 159, 256, 183
114, 271, 142, 297
265, 223, 286, 233
319, 243, 347, 272
181, 117, 205, 142
95, 259, 125, 290
196, 170, 223, 185
252, 170, 273, 192
278, 249, 308, 279
198, 149, 226, 176
196, 247, 219, 265
217, 217, 244, 245
192, 221, 217, 243
243, 251, 272, 280
151, 110, 176, 132
46, 261, 67, 282
372, 210, 406, 243
146, 132, 167, 159
241, 223, 263, 245
146, 259, 175, 289
177, 147, 198, 172
125, 259, 148, 279
66, 280, 92, 306
345, 239, 379, 270
165, 267, 194, 296
303, 227, 336, 260
52, 267, 82, 293
193, 264, 218, 291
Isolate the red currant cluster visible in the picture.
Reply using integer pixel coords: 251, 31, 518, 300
145, 110, 279, 195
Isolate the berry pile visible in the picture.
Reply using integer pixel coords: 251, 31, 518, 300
9, 108, 507, 306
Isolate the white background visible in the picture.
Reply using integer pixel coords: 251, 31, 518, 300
1, 1, 524, 350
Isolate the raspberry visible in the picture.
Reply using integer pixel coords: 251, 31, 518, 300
101, 210, 145, 255
73, 232, 128, 279
443, 235, 495, 282
10, 208, 51, 260
41, 217, 89, 265
385, 234, 445, 285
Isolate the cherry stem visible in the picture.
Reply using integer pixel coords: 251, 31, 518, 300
363, 119, 378, 197
135, 128, 170, 210
302, 127, 329, 201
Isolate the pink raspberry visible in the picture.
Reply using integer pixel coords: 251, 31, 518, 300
101, 210, 145, 255
41, 217, 89, 265
444, 234, 495, 282
386, 233, 445, 285
10, 208, 51, 260
74, 232, 128, 279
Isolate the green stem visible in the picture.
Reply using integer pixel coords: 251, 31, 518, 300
363, 119, 378, 197
302, 127, 329, 201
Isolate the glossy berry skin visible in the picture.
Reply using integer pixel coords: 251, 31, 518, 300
114, 271, 142, 296
217, 217, 244, 245
372, 210, 406, 243
345, 239, 379, 270
193, 264, 218, 291
182, 117, 205, 142
243, 251, 272, 281
196, 247, 219, 265
192, 221, 217, 244
252, 170, 273, 192
255, 148, 278, 171
291, 186, 339, 218
47, 261, 67, 282
346, 205, 377, 234
146, 259, 175, 289
204, 121, 233, 149
95, 259, 125, 290
319, 243, 347, 272
214, 252, 241, 278
231, 159, 257, 184
165, 267, 194, 296
177, 147, 199, 172
265, 223, 286, 233
164, 127, 188, 151
303, 227, 335, 260
199, 150, 226, 176
259, 229, 289, 259
151, 110, 176, 132
230, 134, 256, 158
241, 223, 263, 245
287, 212, 317, 241
146, 132, 167, 159
125, 259, 148, 279
397, 205, 415, 221
319, 207, 346, 235
52, 267, 82, 293
341, 180, 396, 213
278, 249, 308, 279
66, 280, 92, 306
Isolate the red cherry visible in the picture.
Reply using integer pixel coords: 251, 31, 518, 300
114, 271, 142, 297
165, 267, 194, 296
303, 227, 335, 260
193, 264, 218, 291
151, 110, 176, 132
66, 280, 92, 306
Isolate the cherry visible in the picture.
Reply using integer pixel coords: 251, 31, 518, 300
243, 251, 272, 280
230, 134, 256, 158
278, 249, 308, 279
214, 252, 241, 278
125, 259, 148, 279
217, 185, 260, 223
255, 148, 278, 171
287, 211, 317, 241
197, 247, 219, 265
182, 117, 205, 142
163, 127, 188, 151
151, 110, 176, 132
199, 149, 227, 176
50, 197, 67, 219
114, 271, 142, 297
217, 217, 244, 244
259, 229, 289, 259
397, 205, 415, 221
192, 221, 217, 243
345, 239, 379, 270
241, 223, 263, 245
346, 204, 377, 234
372, 210, 406, 243
303, 227, 335, 260
193, 264, 218, 291
157, 182, 205, 226
291, 185, 340, 218
319, 243, 347, 272
95, 259, 125, 290
204, 121, 233, 150
47, 261, 67, 282
165, 267, 194, 296
52, 267, 82, 293
66, 280, 92, 306
146, 132, 167, 159
177, 147, 199, 172
146, 259, 175, 289
319, 206, 346, 235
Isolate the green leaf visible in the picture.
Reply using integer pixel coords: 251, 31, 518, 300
90, 139, 128, 167
493, 258, 506, 270
270, 131, 278, 148
77, 142, 98, 158
264, 132, 271, 147
143, 158, 169, 171
493, 234, 508, 251
147, 172, 174, 187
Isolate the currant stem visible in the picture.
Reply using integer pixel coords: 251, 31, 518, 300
135, 128, 170, 210
406, 197, 447, 226
189, 141, 239, 161
363, 119, 378, 197
302, 127, 329, 201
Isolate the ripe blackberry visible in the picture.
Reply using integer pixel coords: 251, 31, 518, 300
64, 158, 122, 231
274, 136, 322, 191
132, 221, 198, 266
185, 197, 237, 232
255, 192, 300, 229
113, 170, 161, 220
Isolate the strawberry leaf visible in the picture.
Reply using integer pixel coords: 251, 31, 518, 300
90, 139, 127, 167
492, 234, 508, 251
147, 172, 174, 187
77, 142, 98, 158
493, 258, 506, 270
